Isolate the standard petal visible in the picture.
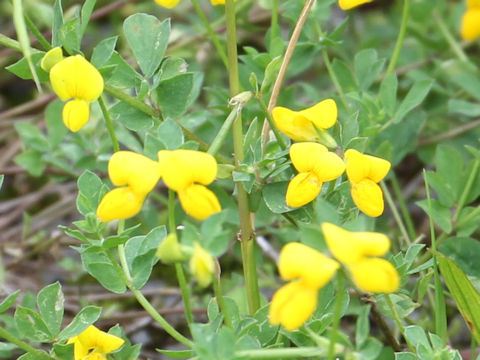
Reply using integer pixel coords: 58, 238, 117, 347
298, 99, 337, 130
289, 142, 328, 172
189, 242, 215, 287
353, 231, 391, 257
159, 150, 217, 191
269, 281, 318, 331
351, 179, 384, 217
338, 0, 373, 10
50, 55, 104, 101
40, 47, 64, 73
278, 242, 339, 289
345, 149, 370, 183
349, 258, 399, 293
312, 152, 346, 182
108, 151, 162, 195
365, 154, 391, 183
178, 184, 221, 220
96, 188, 145, 222
76, 325, 124, 355
286, 172, 322, 208
210, 0, 225, 4
461, 9, 480, 40
154, 0, 181, 7
322, 222, 364, 264
271, 106, 319, 142
62, 99, 90, 132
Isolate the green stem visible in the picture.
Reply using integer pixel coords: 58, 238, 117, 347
453, 159, 479, 223
191, 0, 228, 68
269, 0, 279, 49
433, 11, 469, 63
207, 105, 240, 155
168, 189, 194, 326
0, 326, 54, 360
385, 294, 415, 352
390, 174, 416, 242
103, 84, 159, 118
24, 14, 51, 51
327, 273, 344, 360
213, 264, 233, 328
0, 33, 23, 51
98, 96, 120, 152
386, 0, 411, 75
236, 347, 333, 359
321, 47, 349, 110
381, 181, 412, 247
225, 0, 260, 314
256, 96, 287, 150
423, 170, 447, 344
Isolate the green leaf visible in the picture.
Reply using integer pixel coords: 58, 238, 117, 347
376, 293, 417, 320
15, 122, 50, 151
60, 17, 81, 54
81, 251, 126, 293
58, 306, 102, 341
262, 181, 290, 214
452, 72, 480, 101
45, 99, 68, 148
104, 52, 142, 89
261, 56, 282, 93
393, 79, 433, 123
439, 237, 480, 279
14, 150, 45, 177
123, 14, 170, 78
448, 99, 480, 117
156, 349, 194, 358
80, 0, 96, 37
437, 252, 480, 343
155, 73, 197, 119
200, 212, 233, 257
354, 48, 385, 91
5, 53, 49, 82
416, 199, 452, 234
110, 101, 153, 131
355, 304, 370, 347
91, 36, 118, 68
404, 325, 431, 351
77, 170, 104, 215
379, 73, 397, 116
52, 0, 63, 47
37, 282, 64, 336
14, 306, 52, 342
331, 59, 358, 92
158, 119, 184, 149
0, 290, 21, 313
18, 351, 50, 360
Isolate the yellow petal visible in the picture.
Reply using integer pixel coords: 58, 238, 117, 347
312, 152, 346, 182
40, 47, 64, 73
76, 325, 124, 355
338, 0, 373, 10
269, 281, 318, 331
461, 9, 480, 40
50, 55, 104, 101
349, 258, 399, 293
159, 150, 217, 191
345, 149, 390, 183
210, 0, 225, 4
67, 336, 89, 360
156, 233, 186, 263
62, 99, 90, 132
108, 151, 162, 196
289, 142, 328, 172
154, 0, 181, 7
322, 223, 391, 264
286, 172, 322, 208
297, 99, 337, 130
364, 154, 391, 183
271, 106, 319, 142
467, 0, 480, 9
96, 187, 145, 222
351, 179, 384, 217
178, 184, 221, 220
278, 242, 339, 289
189, 242, 215, 287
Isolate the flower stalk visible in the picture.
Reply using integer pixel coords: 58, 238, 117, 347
0, 326, 54, 360
386, 0, 411, 75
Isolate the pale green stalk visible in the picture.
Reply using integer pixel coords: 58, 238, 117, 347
327, 273, 345, 360
390, 174, 416, 241
207, 105, 240, 155
386, 0, 411, 75
0, 327, 54, 360
433, 11, 469, 63
385, 294, 415, 352
98, 96, 120, 152
453, 159, 479, 223
225, 0, 260, 314
423, 170, 447, 344
381, 181, 412, 247
0, 33, 22, 51
236, 347, 333, 359
24, 14, 51, 51
213, 265, 233, 328
103, 84, 158, 118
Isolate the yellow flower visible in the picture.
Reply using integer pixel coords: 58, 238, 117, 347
461, 5, 480, 40
338, 0, 373, 10
271, 99, 337, 142
322, 223, 399, 293
344, 149, 390, 217
97, 151, 162, 221
158, 150, 221, 220
269, 242, 339, 330
286, 142, 345, 208
154, 0, 223, 8
189, 242, 215, 287
67, 325, 124, 360
48, 55, 104, 132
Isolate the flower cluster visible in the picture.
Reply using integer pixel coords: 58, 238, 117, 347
41, 48, 104, 132
154, 0, 224, 8
269, 223, 399, 330
97, 149, 221, 222
67, 325, 124, 360
461, 0, 480, 40
338, 0, 373, 10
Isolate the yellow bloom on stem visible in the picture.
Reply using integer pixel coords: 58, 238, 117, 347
322, 222, 399, 293
97, 151, 162, 222
269, 242, 339, 330
67, 325, 124, 360
338, 0, 373, 10
48, 54, 103, 132
271, 99, 337, 142
158, 149, 221, 220
344, 149, 390, 217
189, 242, 215, 287
461, 9, 480, 40
286, 142, 345, 208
